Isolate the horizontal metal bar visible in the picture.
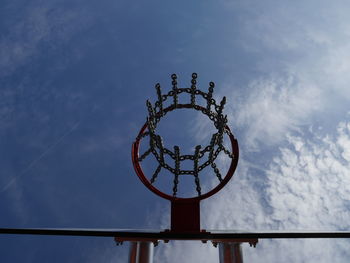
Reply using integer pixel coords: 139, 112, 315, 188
115, 231, 350, 240
1, 228, 350, 239
0, 228, 120, 237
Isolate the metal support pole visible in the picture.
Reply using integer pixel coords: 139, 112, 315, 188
129, 242, 154, 263
171, 200, 200, 232
219, 243, 243, 263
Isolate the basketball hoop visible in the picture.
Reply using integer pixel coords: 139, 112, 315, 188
132, 73, 239, 233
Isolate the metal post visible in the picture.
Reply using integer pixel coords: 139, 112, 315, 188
171, 200, 200, 232
129, 242, 154, 263
219, 243, 243, 263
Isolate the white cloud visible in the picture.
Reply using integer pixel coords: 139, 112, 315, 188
162, 2, 350, 261
156, 120, 350, 263
161, 5, 350, 254
267, 123, 350, 231
245, 120, 350, 262
212, 1, 350, 150
225, 76, 322, 150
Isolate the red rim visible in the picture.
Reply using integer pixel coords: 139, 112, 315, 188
132, 122, 239, 202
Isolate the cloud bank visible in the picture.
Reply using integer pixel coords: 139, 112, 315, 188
154, 1, 350, 262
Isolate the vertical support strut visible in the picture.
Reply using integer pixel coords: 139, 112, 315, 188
171, 200, 200, 232
129, 242, 154, 263
218, 243, 243, 263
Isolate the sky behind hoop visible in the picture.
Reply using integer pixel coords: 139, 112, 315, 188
1, 0, 350, 262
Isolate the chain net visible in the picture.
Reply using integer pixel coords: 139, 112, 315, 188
137, 73, 234, 197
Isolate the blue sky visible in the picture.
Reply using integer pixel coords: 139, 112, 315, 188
2, 0, 350, 262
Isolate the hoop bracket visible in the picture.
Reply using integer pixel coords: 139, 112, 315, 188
171, 200, 200, 232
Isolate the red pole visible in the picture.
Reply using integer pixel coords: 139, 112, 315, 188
219, 243, 243, 263
129, 242, 153, 263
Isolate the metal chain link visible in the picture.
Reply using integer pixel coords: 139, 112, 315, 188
155, 83, 163, 117
179, 170, 195, 175
151, 165, 161, 184
190, 73, 197, 106
138, 133, 232, 182
193, 145, 202, 195
180, 155, 195, 161
208, 133, 217, 162
212, 146, 222, 160
138, 148, 152, 162
222, 146, 234, 158
155, 135, 165, 164
173, 146, 180, 196
146, 101, 156, 129
151, 148, 161, 162
211, 162, 223, 182
163, 148, 175, 159
171, 74, 178, 108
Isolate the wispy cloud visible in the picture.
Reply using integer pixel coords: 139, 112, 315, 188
245, 120, 350, 262
267, 122, 350, 230
213, 1, 350, 150
156, 2, 350, 260
0, 2, 91, 77
226, 76, 322, 150
156, 120, 350, 263
0, 121, 80, 194
0, 1, 93, 225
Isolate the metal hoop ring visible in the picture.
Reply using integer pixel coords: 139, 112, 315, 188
132, 106, 239, 202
